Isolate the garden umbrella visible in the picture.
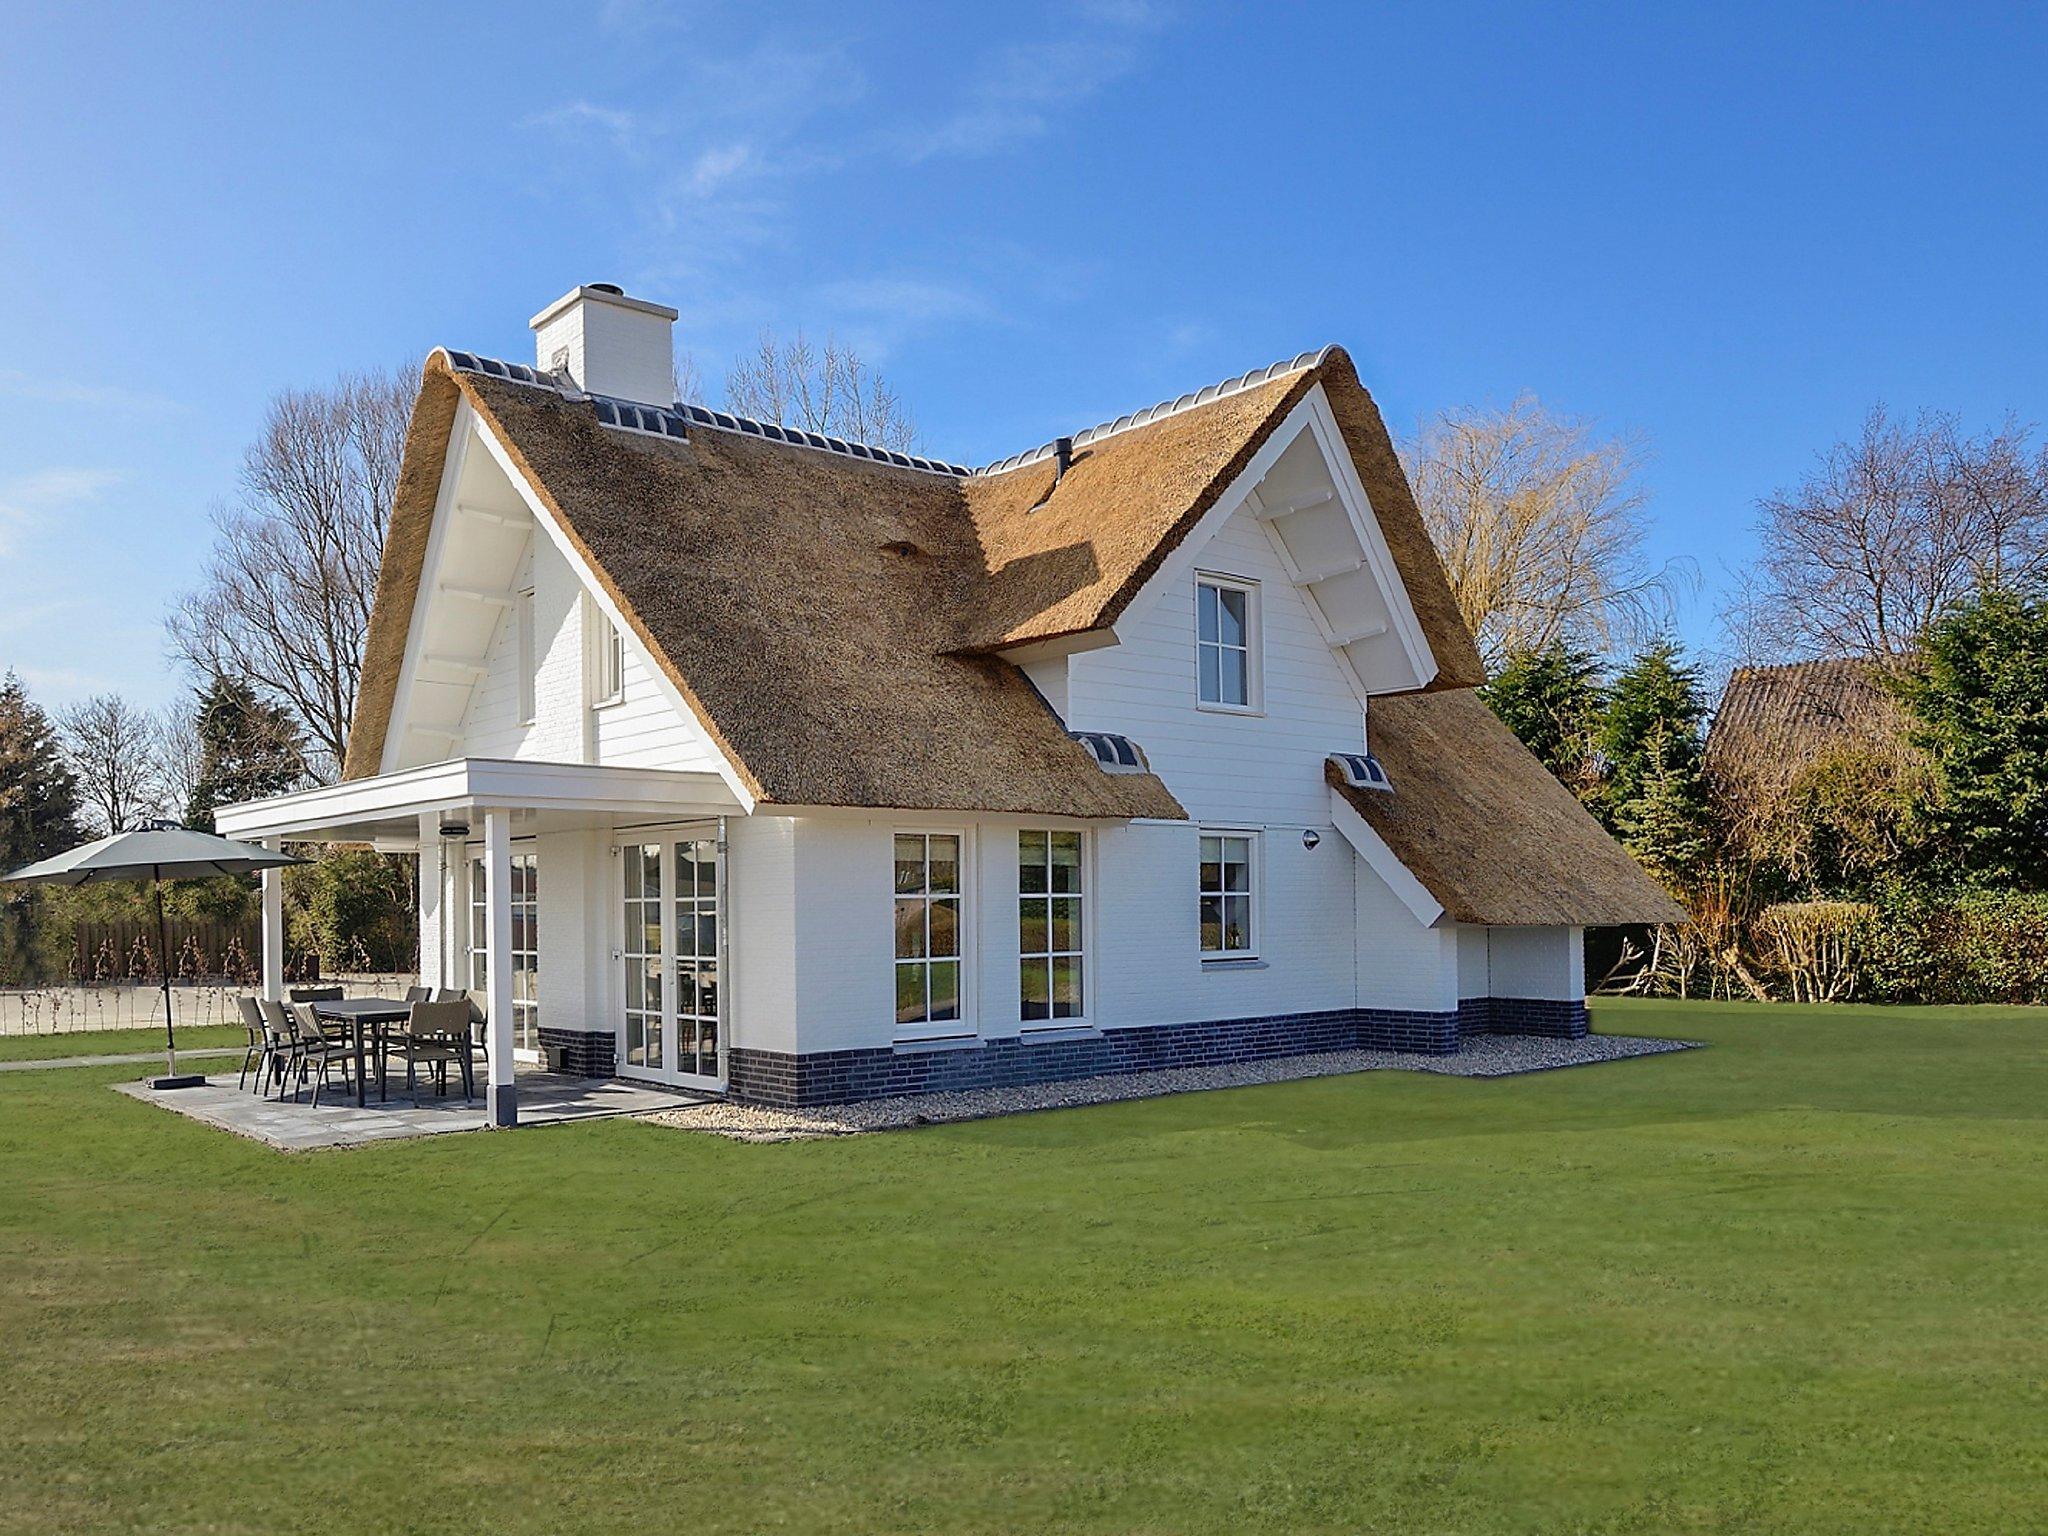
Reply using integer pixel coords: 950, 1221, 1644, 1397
1, 822, 304, 1088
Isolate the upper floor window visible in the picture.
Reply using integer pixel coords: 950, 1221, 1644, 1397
515, 588, 537, 725
894, 832, 964, 1032
590, 602, 625, 707
1019, 830, 1085, 1024
1196, 575, 1258, 710
1199, 831, 1257, 958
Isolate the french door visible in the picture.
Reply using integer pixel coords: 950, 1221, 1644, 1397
616, 830, 723, 1088
469, 850, 539, 1057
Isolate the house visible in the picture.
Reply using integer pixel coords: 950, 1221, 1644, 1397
216, 285, 1679, 1124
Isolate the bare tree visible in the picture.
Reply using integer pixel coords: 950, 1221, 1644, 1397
169, 364, 416, 777
1743, 406, 2048, 660
724, 330, 916, 451
58, 694, 163, 836
1401, 395, 1681, 667
151, 700, 206, 828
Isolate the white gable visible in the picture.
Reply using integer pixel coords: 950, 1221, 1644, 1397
380, 402, 751, 806
1112, 384, 1439, 699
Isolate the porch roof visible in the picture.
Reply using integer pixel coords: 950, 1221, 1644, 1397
213, 757, 741, 846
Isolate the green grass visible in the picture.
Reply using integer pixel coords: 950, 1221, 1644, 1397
0, 1025, 247, 1064
1, 999, 2043, 1534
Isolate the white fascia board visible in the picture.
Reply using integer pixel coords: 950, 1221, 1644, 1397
215, 758, 741, 841
1295, 385, 1438, 691
465, 406, 759, 812
381, 401, 478, 775
1327, 785, 1445, 928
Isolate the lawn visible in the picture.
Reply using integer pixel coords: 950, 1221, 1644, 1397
0, 999, 2042, 1535
0, 1025, 246, 1064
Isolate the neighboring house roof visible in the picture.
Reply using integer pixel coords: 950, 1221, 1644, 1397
348, 345, 1483, 817
1706, 659, 1906, 787
1332, 690, 1685, 927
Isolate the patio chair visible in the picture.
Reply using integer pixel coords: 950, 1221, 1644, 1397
404, 985, 433, 1003
289, 1002, 357, 1108
233, 995, 269, 1091
431, 988, 489, 1073
256, 998, 301, 1099
388, 999, 474, 1104
289, 985, 345, 1004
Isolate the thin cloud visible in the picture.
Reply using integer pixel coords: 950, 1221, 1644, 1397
0, 369, 182, 412
525, 100, 642, 148
0, 467, 121, 556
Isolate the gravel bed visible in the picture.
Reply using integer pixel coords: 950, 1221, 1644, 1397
645, 1032, 1700, 1142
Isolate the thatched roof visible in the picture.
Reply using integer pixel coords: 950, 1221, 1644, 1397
347, 344, 1484, 817
955, 349, 1483, 685
1335, 690, 1684, 927
1706, 659, 1906, 787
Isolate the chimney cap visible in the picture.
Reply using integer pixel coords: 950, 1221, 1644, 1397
529, 284, 679, 331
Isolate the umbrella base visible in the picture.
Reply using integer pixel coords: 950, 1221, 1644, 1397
149, 1075, 209, 1091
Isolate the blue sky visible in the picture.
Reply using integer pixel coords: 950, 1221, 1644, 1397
3, 0, 2044, 711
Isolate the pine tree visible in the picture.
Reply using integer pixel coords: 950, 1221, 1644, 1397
183, 676, 308, 832
1617, 724, 1713, 885
1597, 639, 1709, 825
0, 671, 82, 868
1481, 643, 1606, 797
1893, 588, 2048, 889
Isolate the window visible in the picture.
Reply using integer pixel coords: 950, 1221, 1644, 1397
471, 850, 539, 1051
1199, 833, 1256, 957
1019, 830, 1085, 1023
1197, 576, 1257, 709
516, 587, 537, 724
894, 833, 963, 1031
590, 600, 624, 707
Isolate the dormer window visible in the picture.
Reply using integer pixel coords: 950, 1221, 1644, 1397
1196, 574, 1260, 711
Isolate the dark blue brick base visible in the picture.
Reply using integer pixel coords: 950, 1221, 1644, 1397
1458, 996, 1590, 1040
539, 1027, 615, 1077
724, 1003, 1518, 1108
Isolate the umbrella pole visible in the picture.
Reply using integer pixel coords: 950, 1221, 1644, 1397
154, 873, 177, 1080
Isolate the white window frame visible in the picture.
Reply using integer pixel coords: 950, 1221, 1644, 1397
515, 586, 537, 725
469, 847, 540, 1055
893, 829, 973, 1041
1195, 573, 1262, 714
588, 595, 625, 709
1198, 829, 1260, 961
1017, 828, 1088, 1028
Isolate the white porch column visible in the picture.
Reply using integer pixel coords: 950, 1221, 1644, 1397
260, 838, 285, 1002
484, 808, 518, 1127
417, 815, 445, 990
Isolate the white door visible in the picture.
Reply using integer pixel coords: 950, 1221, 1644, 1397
615, 831, 724, 1088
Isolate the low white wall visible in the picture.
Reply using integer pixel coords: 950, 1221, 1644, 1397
1456, 925, 1586, 1001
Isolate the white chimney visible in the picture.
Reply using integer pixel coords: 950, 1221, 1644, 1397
529, 283, 679, 406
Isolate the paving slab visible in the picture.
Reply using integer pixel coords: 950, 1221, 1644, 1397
112, 1068, 703, 1151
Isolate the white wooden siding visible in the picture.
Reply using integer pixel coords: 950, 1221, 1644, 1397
1065, 505, 1366, 830
444, 529, 726, 773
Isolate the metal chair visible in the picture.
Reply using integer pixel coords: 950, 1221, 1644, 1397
256, 998, 301, 1099
289, 1002, 356, 1107
233, 995, 268, 1091
389, 999, 474, 1103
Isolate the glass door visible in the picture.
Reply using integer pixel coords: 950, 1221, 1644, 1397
616, 831, 723, 1088
469, 849, 539, 1057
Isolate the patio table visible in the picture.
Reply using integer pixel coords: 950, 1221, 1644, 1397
312, 997, 412, 1107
